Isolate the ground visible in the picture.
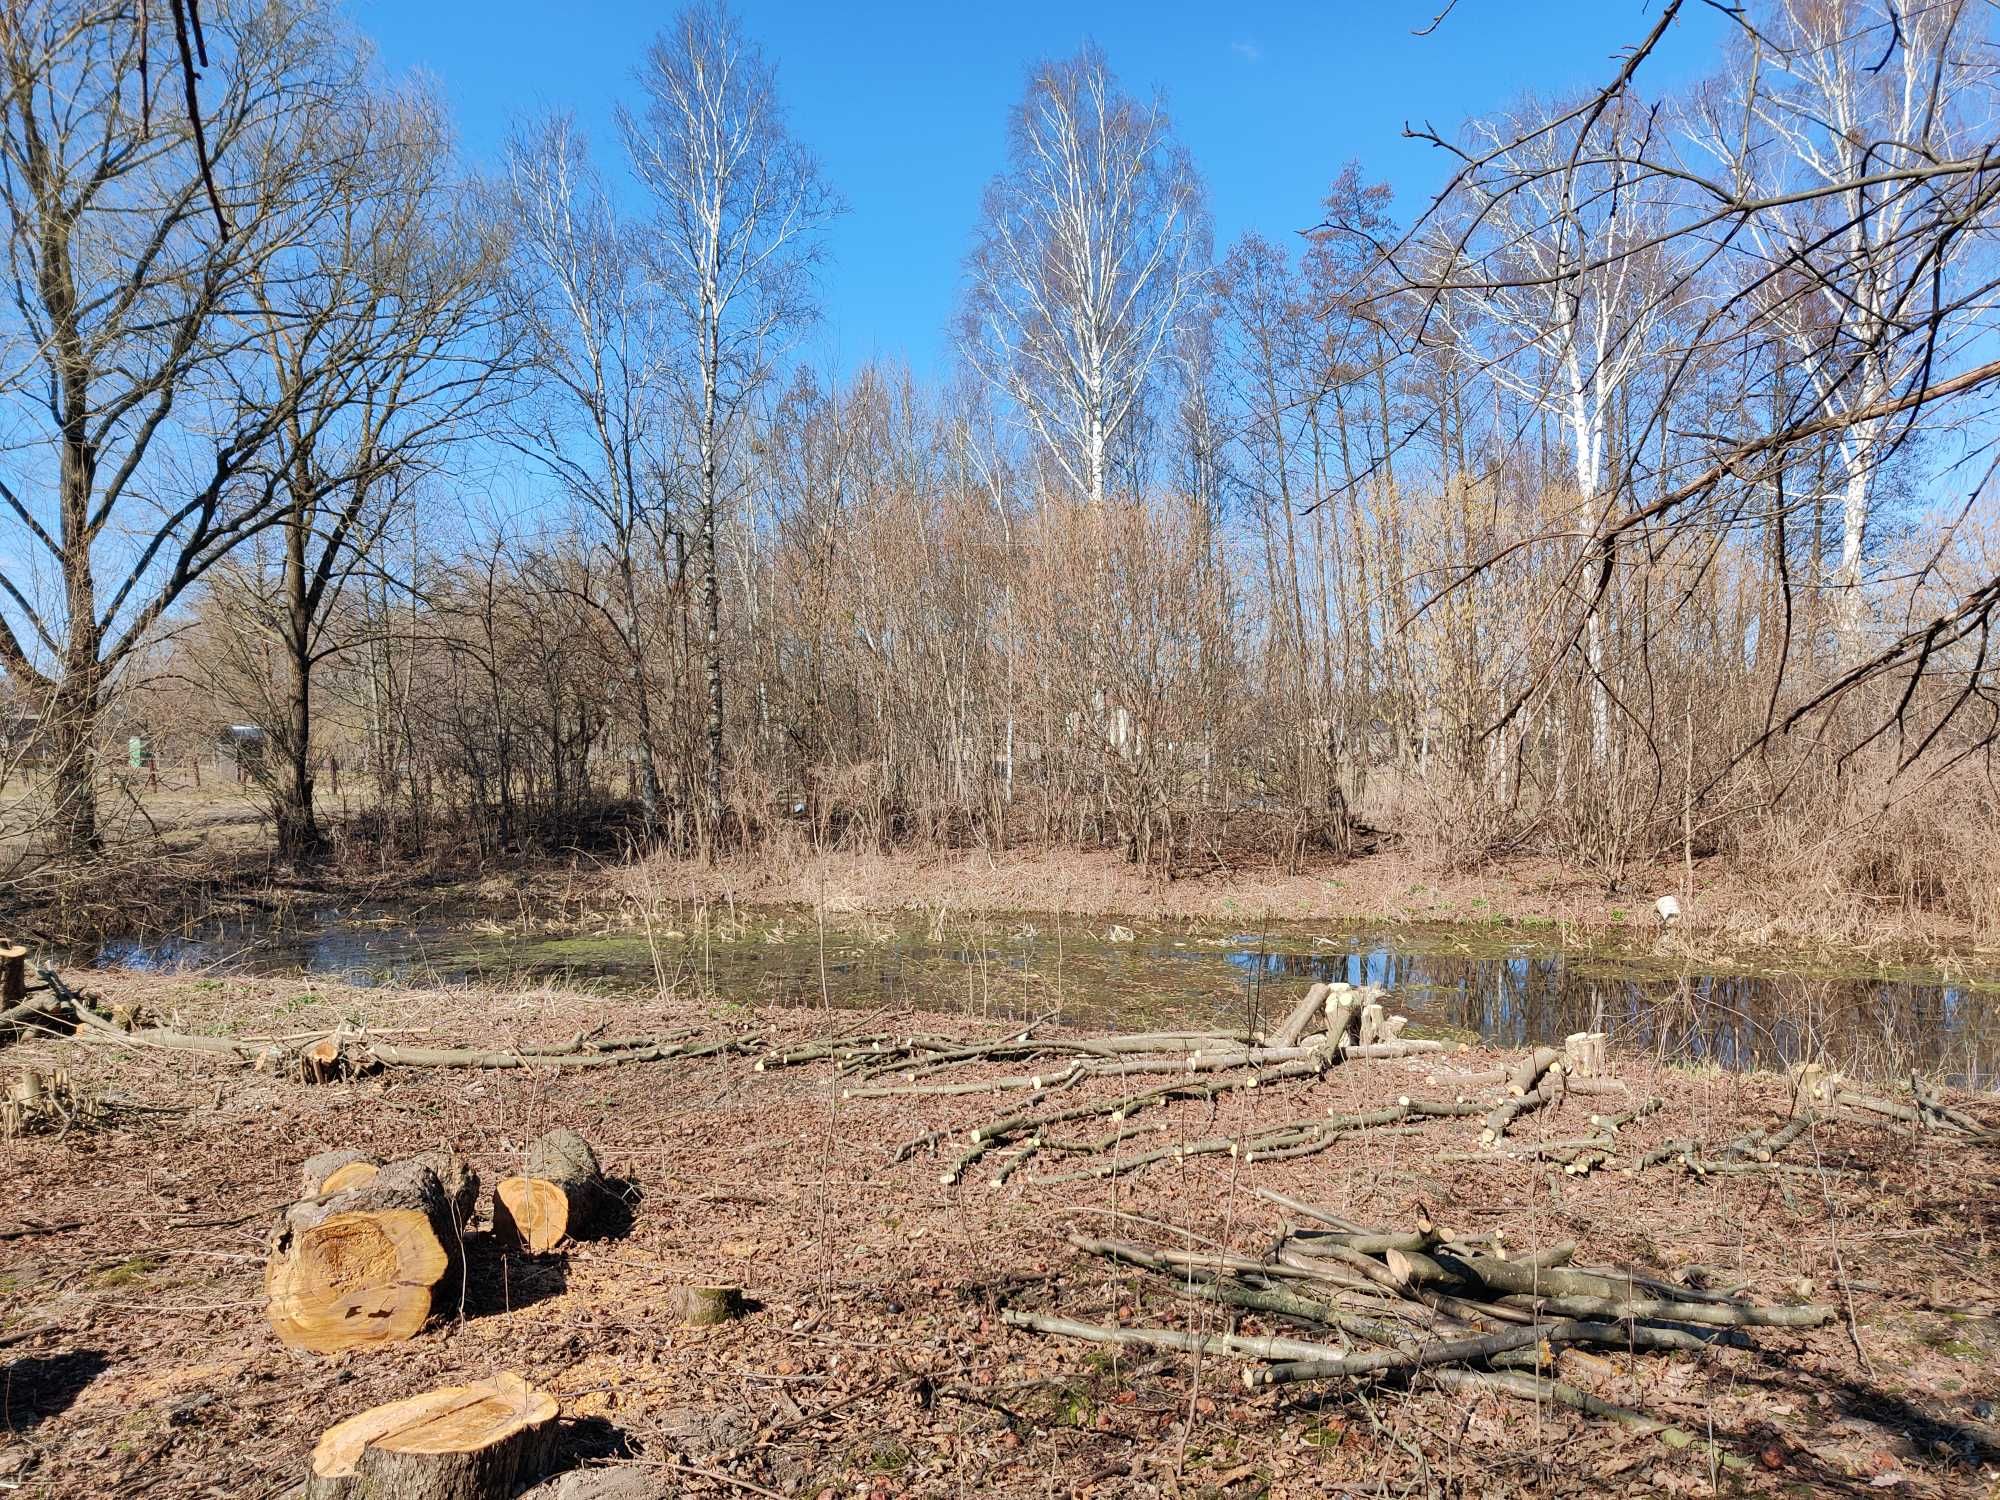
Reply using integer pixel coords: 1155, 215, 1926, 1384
0, 971, 1995, 1498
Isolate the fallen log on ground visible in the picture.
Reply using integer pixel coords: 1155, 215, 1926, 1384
34, 963, 757, 1079
267, 1154, 479, 1354
305, 1371, 557, 1500
495, 1128, 607, 1253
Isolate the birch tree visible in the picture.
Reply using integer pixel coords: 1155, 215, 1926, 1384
959, 43, 1211, 507
1686, 0, 1987, 662
1449, 94, 1677, 765
619, 0, 838, 850
507, 113, 676, 835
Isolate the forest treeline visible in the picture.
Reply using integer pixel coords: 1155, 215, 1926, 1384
2, 0, 1999, 933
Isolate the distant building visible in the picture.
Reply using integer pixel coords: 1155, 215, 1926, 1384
1, 713, 51, 766
222, 723, 267, 765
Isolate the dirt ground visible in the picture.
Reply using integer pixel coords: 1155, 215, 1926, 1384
1, 972, 1996, 1499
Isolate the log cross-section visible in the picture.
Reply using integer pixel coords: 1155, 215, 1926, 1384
304, 1371, 557, 1499
494, 1128, 606, 1254
267, 1157, 477, 1355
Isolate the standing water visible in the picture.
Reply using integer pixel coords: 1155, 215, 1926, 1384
93, 904, 1998, 1088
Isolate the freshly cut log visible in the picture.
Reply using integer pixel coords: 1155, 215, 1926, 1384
669, 1284, 747, 1326
1509, 1046, 1563, 1097
267, 1157, 475, 1354
304, 1370, 557, 1500
1323, 988, 1361, 1049
301, 1149, 379, 1199
1270, 983, 1330, 1048
494, 1128, 605, 1253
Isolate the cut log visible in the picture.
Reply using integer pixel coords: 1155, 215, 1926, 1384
494, 1128, 605, 1254
1794, 1061, 1836, 1103
304, 1371, 557, 1500
668, 1284, 747, 1326
1509, 1047, 1563, 1096
1271, 983, 1330, 1048
1323, 989, 1361, 1050
302, 1149, 379, 1199
267, 1157, 474, 1354
1357, 1001, 1387, 1048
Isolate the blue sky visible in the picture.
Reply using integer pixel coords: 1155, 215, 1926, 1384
357, 2, 1733, 380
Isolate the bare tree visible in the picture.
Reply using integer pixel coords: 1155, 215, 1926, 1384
1685, 0, 1989, 662
240, 83, 514, 860
506, 112, 677, 837
619, 0, 839, 851
959, 42, 1211, 507
1447, 94, 1680, 764
0, 0, 369, 856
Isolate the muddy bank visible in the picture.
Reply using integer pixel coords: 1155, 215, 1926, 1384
0, 970, 1995, 1497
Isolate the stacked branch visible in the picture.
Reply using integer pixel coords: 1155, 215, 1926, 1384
1004, 1209, 1831, 1459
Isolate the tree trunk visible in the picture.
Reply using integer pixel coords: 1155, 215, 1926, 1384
304, 1371, 556, 1500
277, 653, 320, 861
702, 495, 724, 853
46, 671, 100, 857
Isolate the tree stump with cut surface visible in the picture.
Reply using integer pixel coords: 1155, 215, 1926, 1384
303, 1370, 556, 1499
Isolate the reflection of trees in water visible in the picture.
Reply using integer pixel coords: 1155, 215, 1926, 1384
1217, 947, 1994, 1087
100, 913, 1997, 1088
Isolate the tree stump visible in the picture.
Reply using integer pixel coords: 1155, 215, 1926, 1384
0, 945, 25, 1006
1563, 1032, 1607, 1078
267, 1157, 477, 1354
494, 1129, 606, 1254
668, 1284, 747, 1326
301, 1034, 383, 1085
304, 1370, 557, 1499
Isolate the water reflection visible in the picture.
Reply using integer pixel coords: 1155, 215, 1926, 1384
92, 909, 1996, 1088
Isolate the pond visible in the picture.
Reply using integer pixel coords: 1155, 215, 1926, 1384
93, 904, 1999, 1088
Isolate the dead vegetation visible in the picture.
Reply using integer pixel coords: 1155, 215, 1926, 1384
0, 966, 1993, 1497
